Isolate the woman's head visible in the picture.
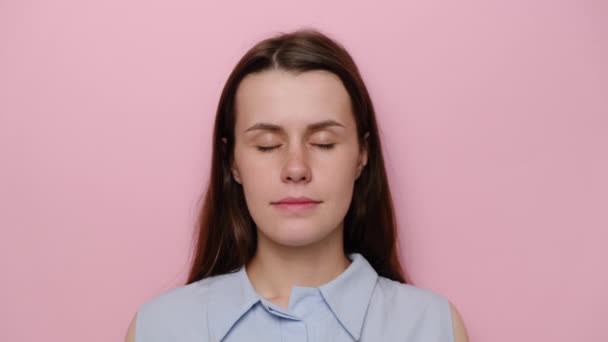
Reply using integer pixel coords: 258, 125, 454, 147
227, 69, 368, 249
187, 28, 406, 284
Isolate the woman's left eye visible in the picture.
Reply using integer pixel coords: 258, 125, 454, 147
315, 144, 335, 150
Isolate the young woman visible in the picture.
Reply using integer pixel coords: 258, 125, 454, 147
125, 28, 469, 342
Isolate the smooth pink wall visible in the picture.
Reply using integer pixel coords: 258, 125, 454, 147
1, 1, 606, 341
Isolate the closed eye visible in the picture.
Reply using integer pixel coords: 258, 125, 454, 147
315, 143, 335, 150
255, 144, 336, 152
256, 145, 280, 152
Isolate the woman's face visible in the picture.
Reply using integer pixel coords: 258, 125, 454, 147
228, 69, 368, 248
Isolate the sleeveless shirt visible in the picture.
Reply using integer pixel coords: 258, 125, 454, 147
135, 253, 454, 341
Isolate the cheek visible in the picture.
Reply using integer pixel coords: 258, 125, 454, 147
321, 150, 359, 180
323, 169, 356, 202
315, 158, 358, 204
237, 155, 276, 200
240, 159, 269, 181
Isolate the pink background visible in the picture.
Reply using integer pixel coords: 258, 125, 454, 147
1, 1, 606, 341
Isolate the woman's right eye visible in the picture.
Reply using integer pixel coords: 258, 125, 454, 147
256, 145, 280, 152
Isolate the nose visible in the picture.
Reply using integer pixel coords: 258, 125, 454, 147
280, 144, 312, 184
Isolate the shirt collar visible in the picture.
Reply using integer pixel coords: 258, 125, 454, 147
206, 252, 379, 341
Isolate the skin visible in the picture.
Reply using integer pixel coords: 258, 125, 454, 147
124, 68, 469, 342
228, 69, 368, 309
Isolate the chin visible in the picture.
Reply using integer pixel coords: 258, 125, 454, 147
277, 238, 321, 248
270, 232, 322, 248
264, 225, 328, 248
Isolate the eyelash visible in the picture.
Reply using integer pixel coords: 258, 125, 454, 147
256, 144, 335, 152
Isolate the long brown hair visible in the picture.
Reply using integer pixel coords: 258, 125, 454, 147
186, 27, 407, 285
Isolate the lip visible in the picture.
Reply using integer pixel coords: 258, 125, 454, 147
272, 196, 321, 205
271, 196, 322, 214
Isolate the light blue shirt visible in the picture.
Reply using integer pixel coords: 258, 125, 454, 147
135, 253, 454, 341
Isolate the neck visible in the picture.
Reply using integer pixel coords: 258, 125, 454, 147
245, 224, 351, 304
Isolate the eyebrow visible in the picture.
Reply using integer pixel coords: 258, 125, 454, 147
244, 119, 346, 134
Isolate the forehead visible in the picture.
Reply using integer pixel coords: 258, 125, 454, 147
234, 69, 353, 131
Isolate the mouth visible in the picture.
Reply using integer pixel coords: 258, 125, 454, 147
271, 196, 321, 205
271, 198, 323, 213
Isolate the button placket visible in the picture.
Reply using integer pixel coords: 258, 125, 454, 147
280, 319, 308, 342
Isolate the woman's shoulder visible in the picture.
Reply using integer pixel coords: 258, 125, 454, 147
140, 281, 205, 313
375, 275, 451, 308
134, 273, 235, 341
138, 272, 235, 314
370, 276, 454, 338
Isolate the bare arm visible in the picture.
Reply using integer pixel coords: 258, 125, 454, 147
124, 313, 137, 342
450, 302, 469, 342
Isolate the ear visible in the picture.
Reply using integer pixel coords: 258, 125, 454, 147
356, 132, 369, 179
232, 166, 242, 184
222, 137, 242, 184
